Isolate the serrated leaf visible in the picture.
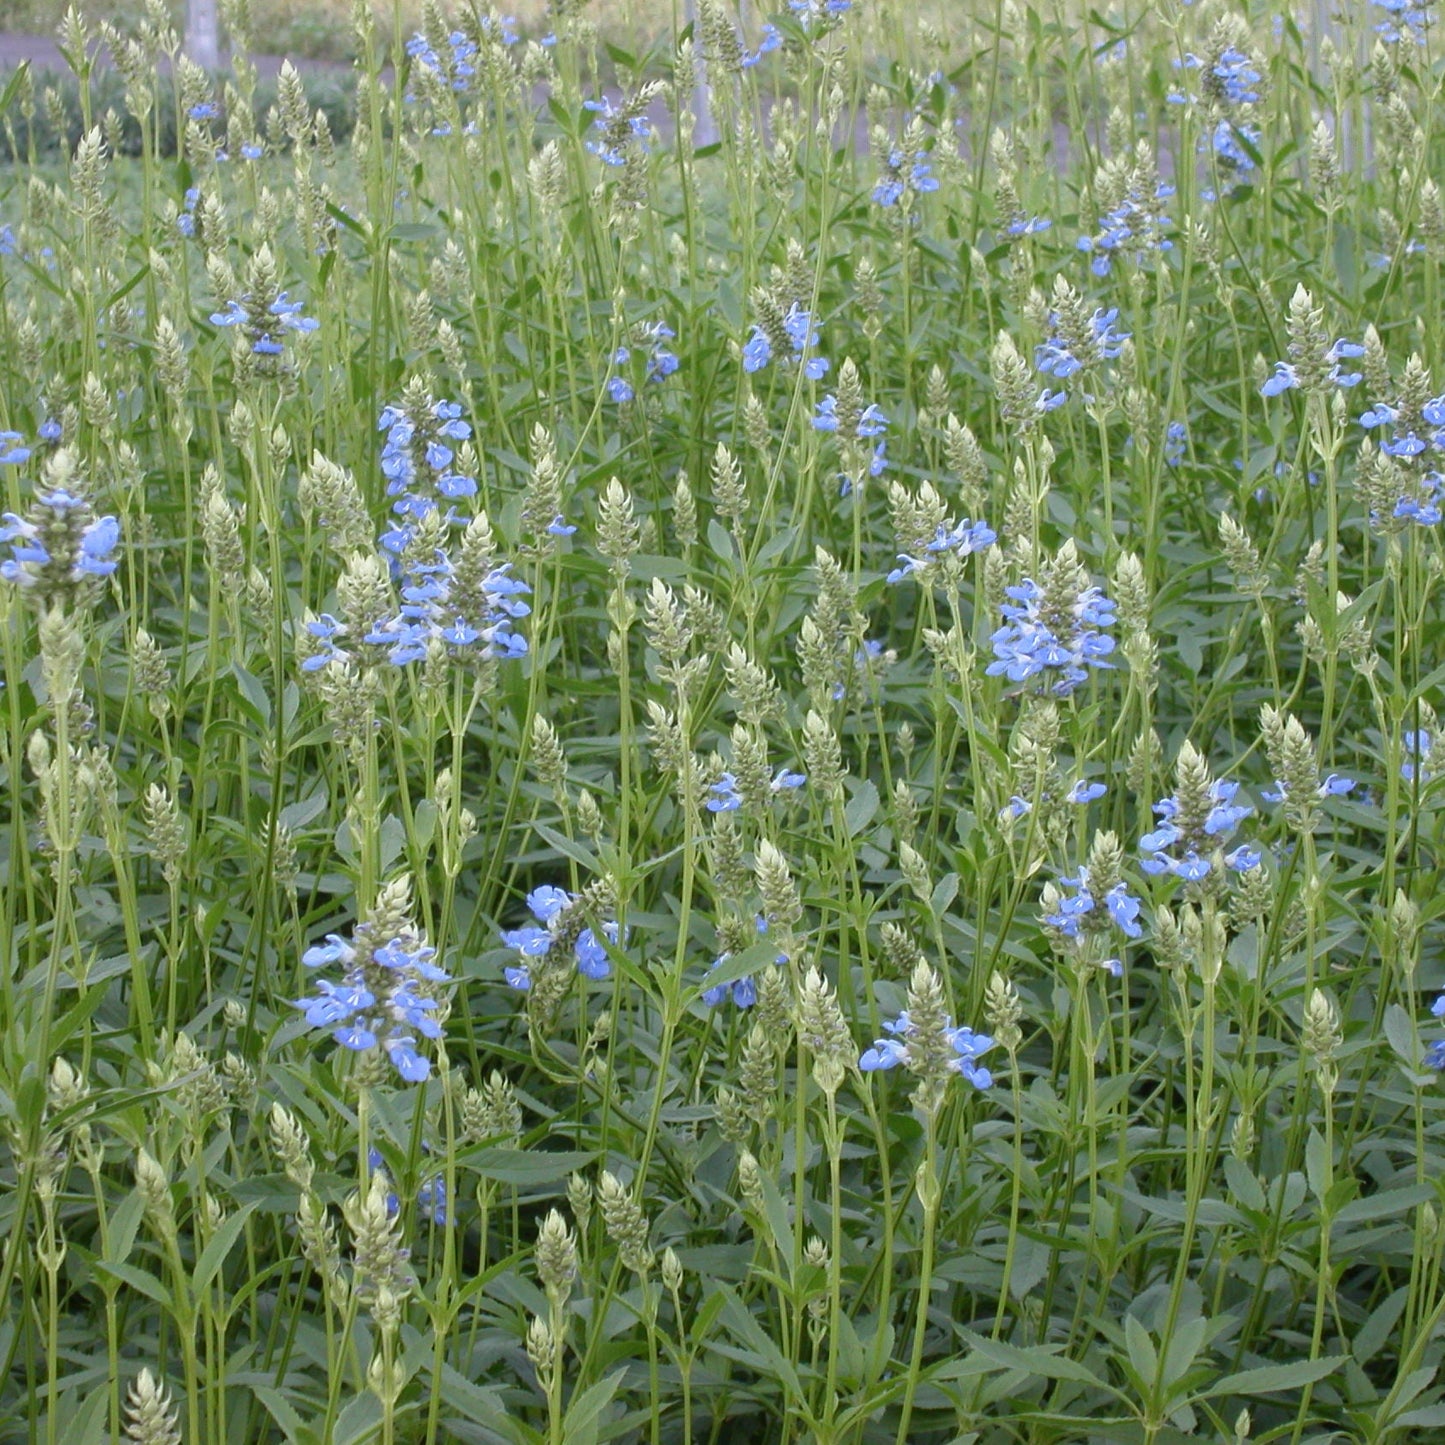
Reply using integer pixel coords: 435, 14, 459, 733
90, 1259, 172, 1309
714, 1286, 804, 1400
559, 1369, 625, 1445
250, 1385, 323, 1445
1353, 1287, 1408, 1366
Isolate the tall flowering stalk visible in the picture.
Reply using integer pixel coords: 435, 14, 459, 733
294, 877, 447, 1083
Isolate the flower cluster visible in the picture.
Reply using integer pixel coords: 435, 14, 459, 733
702, 916, 788, 1008
294, 880, 447, 1083
1139, 744, 1260, 880
1425, 993, 1445, 1070
607, 322, 679, 403
860, 1013, 994, 1090
886, 517, 996, 585
701, 959, 756, 1009
500, 885, 620, 991
583, 92, 653, 167
788, 0, 852, 31
1, 470, 119, 606
741, 23, 783, 67
405, 28, 482, 97
378, 394, 477, 513
872, 149, 940, 209
176, 186, 201, 237
1261, 339, 1364, 397
1374, 0, 1432, 44
308, 535, 530, 671
1402, 728, 1442, 783
1077, 180, 1174, 277
1033, 305, 1129, 406
987, 543, 1116, 697
707, 767, 807, 812
1044, 868, 1142, 941
1261, 773, 1354, 805
1360, 395, 1445, 459
812, 394, 886, 438
1001, 778, 1106, 822
1209, 120, 1261, 180
211, 290, 319, 357
744, 304, 829, 380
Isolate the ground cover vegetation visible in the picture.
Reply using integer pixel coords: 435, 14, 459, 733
1, 0, 1444, 1441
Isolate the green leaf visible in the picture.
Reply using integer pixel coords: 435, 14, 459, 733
533, 821, 600, 873
686, 940, 778, 1002
89, 1259, 172, 1309
250, 1385, 324, 1445
954, 1329, 1111, 1388
1124, 1314, 1158, 1385
455, 1147, 595, 1185
930, 872, 959, 916
714, 1285, 805, 1400
1194, 1356, 1344, 1401
1383, 1003, 1418, 1066
845, 779, 879, 837
191, 1202, 257, 1295
559, 1370, 625, 1445
232, 664, 272, 727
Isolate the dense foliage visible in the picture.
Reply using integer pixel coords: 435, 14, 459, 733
2, 1, 1445, 1442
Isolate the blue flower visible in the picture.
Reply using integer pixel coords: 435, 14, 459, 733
583, 94, 652, 166
887, 516, 996, 584
986, 574, 1116, 697
1076, 181, 1173, 275
701, 955, 757, 1008
211, 288, 319, 357
1007, 214, 1051, 237
707, 773, 742, 812
418, 1175, 450, 1226
1035, 307, 1130, 381
1403, 729, 1434, 783
1210, 46, 1261, 105
1211, 120, 1260, 176
1262, 773, 1355, 805
872, 149, 941, 208
294, 921, 449, 1083
1067, 780, 1107, 803
0, 484, 121, 595
500, 886, 622, 988
860, 1012, 994, 1090
746, 304, 828, 378
1373, 0, 1432, 44
1044, 868, 1142, 940
1139, 778, 1259, 879
741, 23, 783, 66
